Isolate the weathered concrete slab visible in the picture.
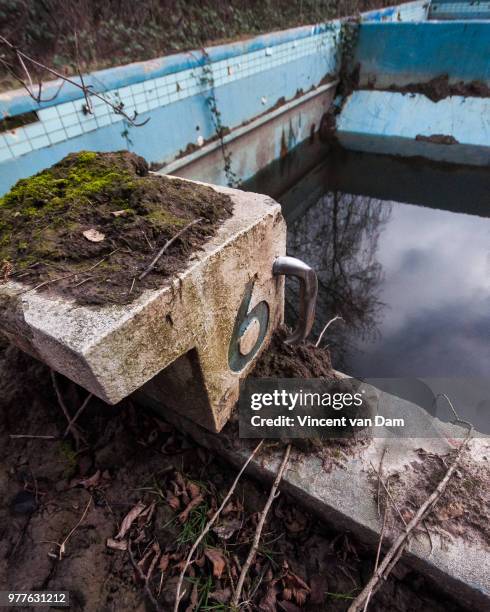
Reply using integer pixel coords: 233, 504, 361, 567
0, 179, 286, 431
142, 388, 490, 610
337, 90, 490, 166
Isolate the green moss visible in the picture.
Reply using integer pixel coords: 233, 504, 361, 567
58, 440, 78, 478
0, 151, 136, 215
147, 208, 188, 228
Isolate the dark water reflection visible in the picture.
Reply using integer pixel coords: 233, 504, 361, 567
282, 155, 490, 432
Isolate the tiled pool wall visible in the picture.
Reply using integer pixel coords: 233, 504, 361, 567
0, 1, 427, 195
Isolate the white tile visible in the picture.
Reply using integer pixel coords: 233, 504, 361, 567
61, 113, 81, 128
42, 116, 64, 133
81, 118, 97, 132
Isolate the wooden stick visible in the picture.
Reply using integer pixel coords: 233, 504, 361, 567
173, 440, 264, 612
232, 443, 292, 607
347, 430, 472, 612
57, 496, 92, 560
139, 218, 203, 281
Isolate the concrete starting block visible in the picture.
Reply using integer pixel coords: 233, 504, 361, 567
0, 179, 317, 432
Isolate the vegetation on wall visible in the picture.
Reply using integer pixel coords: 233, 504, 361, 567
0, 0, 392, 91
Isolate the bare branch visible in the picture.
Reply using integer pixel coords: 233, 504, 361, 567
232, 443, 292, 607
0, 34, 150, 127
315, 315, 343, 347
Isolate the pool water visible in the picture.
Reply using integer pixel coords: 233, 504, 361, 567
281, 152, 490, 432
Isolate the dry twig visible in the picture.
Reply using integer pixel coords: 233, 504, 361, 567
51, 370, 84, 447
315, 315, 343, 347
128, 539, 164, 612
63, 392, 93, 438
232, 443, 292, 607
9, 434, 57, 440
139, 218, 203, 281
174, 440, 264, 612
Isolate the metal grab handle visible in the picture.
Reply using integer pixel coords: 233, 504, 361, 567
273, 256, 318, 345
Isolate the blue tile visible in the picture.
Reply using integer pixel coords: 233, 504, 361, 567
0, 147, 12, 162
23, 122, 47, 139
65, 124, 83, 138
48, 129, 67, 144
10, 140, 33, 156
30, 134, 51, 149
38, 106, 60, 121
4, 129, 27, 145
61, 113, 82, 128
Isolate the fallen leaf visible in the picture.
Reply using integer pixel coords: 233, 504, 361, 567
185, 583, 199, 612
204, 547, 226, 579
140, 501, 156, 524
73, 469, 101, 489
259, 581, 279, 611
167, 494, 180, 511
159, 553, 169, 572
178, 494, 204, 523
209, 588, 231, 604
212, 518, 241, 540
115, 501, 146, 539
106, 537, 128, 551
278, 601, 302, 612
83, 228, 105, 242
187, 482, 201, 499
110, 209, 129, 217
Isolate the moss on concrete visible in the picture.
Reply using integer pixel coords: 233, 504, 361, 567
0, 150, 233, 305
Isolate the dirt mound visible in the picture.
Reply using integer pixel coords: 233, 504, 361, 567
383, 447, 490, 550
250, 325, 335, 378
0, 151, 233, 305
387, 73, 490, 103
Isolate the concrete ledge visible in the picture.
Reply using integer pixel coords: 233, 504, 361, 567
336, 90, 490, 166
143, 389, 490, 610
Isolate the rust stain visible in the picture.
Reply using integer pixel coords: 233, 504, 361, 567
280, 130, 288, 159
